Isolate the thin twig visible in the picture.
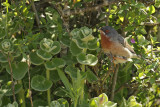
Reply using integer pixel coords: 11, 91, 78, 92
110, 64, 119, 101
53, 4, 70, 33
29, 0, 40, 28
7, 53, 16, 101
27, 57, 33, 107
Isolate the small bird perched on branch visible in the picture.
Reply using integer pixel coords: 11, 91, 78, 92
100, 26, 139, 64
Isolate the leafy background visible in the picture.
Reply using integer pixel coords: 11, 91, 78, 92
0, 0, 160, 107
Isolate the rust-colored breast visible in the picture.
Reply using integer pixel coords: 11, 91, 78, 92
100, 32, 112, 52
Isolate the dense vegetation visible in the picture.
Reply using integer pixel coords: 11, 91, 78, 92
0, 0, 160, 107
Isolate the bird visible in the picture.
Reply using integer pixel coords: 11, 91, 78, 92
100, 26, 138, 64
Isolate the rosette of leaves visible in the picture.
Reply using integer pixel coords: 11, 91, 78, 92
120, 96, 142, 107
0, 39, 13, 54
70, 27, 98, 50
36, 38, 61, 61
90, 93, 117, 107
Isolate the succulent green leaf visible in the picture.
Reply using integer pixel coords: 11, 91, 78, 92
71, 28, 81, 38
6, 101, 18, 107
0, 52, 7, 63
70, 41, 82, 56
87, 39, 99, 50
36, 49, 52, 60
80, 26, 92, 37
81, 35, 94, 42
30, 52, 44, 65
31, 75, 53, 91
40, 38, 56, 52
45, 58, 66, 70
121, 96, 142, 107
50, 101, 61, 107
6, 62, 28, 80
62, 54, 77, 65
51, 41, 61, 55
60, 33, 71, 46
65, 65, 80, 79
77, 53, 98, 66
90, 93, 117, 107
105, 101, 117, 107
127, 96, 142, 107
73, 39, 87, 49
2, 83, 22, 96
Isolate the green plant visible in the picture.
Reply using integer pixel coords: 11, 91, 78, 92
0, 0, 160, 107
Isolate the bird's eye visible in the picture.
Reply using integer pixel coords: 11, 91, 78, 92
105, 30, 109, 33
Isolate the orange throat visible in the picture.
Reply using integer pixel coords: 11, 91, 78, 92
100, 33, 112, 52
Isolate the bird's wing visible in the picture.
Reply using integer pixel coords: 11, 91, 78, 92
117, 35, 125, 47
125, 41, 136, 54
117, 34, 136, 54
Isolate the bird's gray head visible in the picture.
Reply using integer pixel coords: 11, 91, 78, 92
100, 26, 119, 37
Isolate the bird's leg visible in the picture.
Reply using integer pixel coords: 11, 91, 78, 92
109, 53, 115, 72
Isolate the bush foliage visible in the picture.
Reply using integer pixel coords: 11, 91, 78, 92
0, 0, 160, 107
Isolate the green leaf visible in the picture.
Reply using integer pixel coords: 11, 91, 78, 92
105, 101, 117, 107
6, 101, 18, 107
45, 58, 66, 70
51, 41, 61, 55
57, 68, 72, 92
148, 5, 155, 14
119, 16, 124, 22
137, 35, 146, 46
90, 93, 113, 107
31, 75, 53, 91
2, 83, 22, 96
77, 53, 98, 66
65, 65, 79, 79
62, 54, 77, 65
81, 35, 94, 42
33, 100, 47, 107
50, 101, 61, 107
6, 62, 28, 80
155, 0, 160, 8
53, 87, 70, 97
80, 26, 92, 37
0, 52, 7, 63
60, 33, 71, 46
57, 98, 69, 107
87, 39, 99, 50
86, 70, 98, 83
40, 38, 56, 53
30, 52, 44, 65
150, 78, 155, 84
73, 38, 87, 49
36, 49, 52, 60
70, 41, 82, 56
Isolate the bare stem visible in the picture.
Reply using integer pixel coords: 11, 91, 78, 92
7, 53, 16, 101
27, 58, 33, 107
29, 0, 40, 28
110, 64, 119, 101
